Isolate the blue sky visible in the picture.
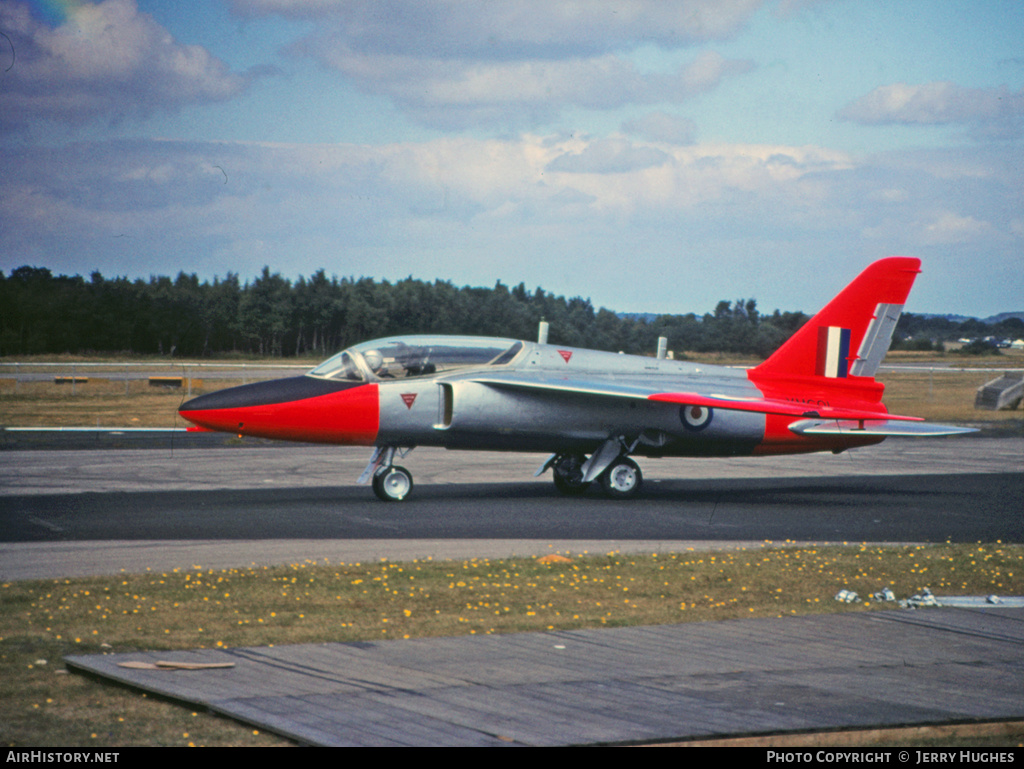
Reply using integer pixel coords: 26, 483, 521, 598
1, 0, 1021, 318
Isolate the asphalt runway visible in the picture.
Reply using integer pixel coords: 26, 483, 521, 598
1, 435, 1020, 580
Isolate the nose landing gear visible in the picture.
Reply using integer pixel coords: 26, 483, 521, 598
372, 465, 414, 502
360, 446, 416, 501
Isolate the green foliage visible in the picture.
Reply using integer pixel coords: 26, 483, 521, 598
891, 336, 940, 352
1, 266, 1011, 360
956, 338, 1003, 356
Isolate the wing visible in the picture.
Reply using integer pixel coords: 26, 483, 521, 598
470, 374, 975, 435
472, 375, 920, 422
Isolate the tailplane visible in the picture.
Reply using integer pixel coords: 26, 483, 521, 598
750, 257, 921, 401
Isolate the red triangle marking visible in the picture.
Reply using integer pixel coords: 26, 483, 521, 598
400, 393, 417, 409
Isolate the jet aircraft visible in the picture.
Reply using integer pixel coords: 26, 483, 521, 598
179, 257, 973, 501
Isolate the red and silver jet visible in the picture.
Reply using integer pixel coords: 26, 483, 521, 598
179, 257, 973, 501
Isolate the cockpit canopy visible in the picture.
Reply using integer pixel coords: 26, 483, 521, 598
309, 336, 524, 382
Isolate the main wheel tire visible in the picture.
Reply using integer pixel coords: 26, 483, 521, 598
372, 465, 414, 501
552, 454, 590, 496
600, 457, 642, 499
553, 472, 591, 495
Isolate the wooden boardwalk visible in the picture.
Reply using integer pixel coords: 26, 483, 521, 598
66, 607, 1024, 746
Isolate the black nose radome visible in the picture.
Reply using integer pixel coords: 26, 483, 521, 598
180, 376, 362, 412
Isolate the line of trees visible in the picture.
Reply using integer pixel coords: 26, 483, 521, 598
1, 265, 1018, 359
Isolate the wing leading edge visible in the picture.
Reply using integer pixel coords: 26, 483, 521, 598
471, 374, 659, 401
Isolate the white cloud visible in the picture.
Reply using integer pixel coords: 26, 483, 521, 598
231, 0, 765, 53
838, 81, 1024, 139
622, 112, 697, 144
871, 188, 909, 203
3, 133, 1019, 316
0, 0, 249, 131
0, 133, 856, 258
921, 211, 991, 245
231, 1, 762, 129
865, 209, 994, 246
547, 139, 670, 174
291, 43, 752, 129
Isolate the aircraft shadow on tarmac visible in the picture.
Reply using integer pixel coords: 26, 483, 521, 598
2, 472, 1019, 544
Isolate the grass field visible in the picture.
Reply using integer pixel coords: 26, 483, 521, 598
3, 543, 1023, 747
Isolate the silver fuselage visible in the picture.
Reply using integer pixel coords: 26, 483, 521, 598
373, 341, 764, 456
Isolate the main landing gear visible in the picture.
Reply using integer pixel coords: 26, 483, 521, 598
543, 444, 644, 499
551, 454, 590, 496
599, 456, 642, 499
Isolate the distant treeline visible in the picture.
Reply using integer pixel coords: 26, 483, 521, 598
1, 265, 1018, 359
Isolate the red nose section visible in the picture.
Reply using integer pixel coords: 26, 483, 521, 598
179, 377, 379, 445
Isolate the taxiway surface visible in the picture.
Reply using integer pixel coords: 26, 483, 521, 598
1, 435, 1020, 580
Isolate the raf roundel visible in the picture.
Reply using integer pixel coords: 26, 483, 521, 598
680, 404, 713, 431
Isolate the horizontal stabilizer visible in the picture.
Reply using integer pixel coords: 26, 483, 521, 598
788, 419, 978, 437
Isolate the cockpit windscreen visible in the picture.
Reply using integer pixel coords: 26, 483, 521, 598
309, 337, 523, 381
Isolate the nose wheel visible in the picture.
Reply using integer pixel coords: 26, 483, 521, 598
372, 465, 413, 502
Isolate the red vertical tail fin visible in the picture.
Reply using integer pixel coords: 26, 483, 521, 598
750, 257, 921, 404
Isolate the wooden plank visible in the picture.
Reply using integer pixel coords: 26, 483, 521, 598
66, 608, 1024, 746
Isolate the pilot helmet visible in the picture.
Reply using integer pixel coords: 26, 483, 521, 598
363, 349, 384, 372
